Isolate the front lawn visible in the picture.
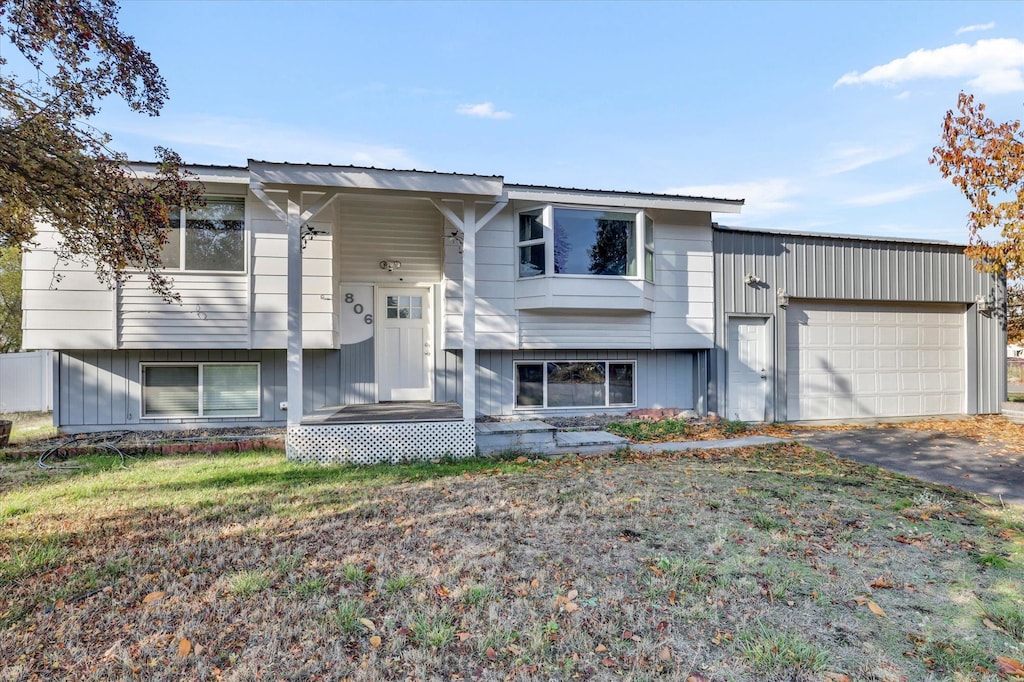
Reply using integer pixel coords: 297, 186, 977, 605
1, 446, 1023, 681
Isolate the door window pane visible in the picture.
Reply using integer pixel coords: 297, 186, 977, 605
387, 295, 422, 319
143, 366, 199, 416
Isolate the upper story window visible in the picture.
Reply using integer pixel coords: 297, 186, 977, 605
161, 197, 245, 272
516, 206, 654, 281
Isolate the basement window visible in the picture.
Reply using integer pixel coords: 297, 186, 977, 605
142, 363, 260, 418
514, 361, 635, 409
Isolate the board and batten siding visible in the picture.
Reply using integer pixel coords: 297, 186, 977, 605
711, 227, 1006, 419
435, 349, 698, 417
22, 225, 115, 350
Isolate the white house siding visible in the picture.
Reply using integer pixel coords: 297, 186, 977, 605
435, 349, 696, 417
519, 311, 652, 349
250, 195, 335, 349
118, 275, 249, 348
442, 205, 518, 350
651, 212, 715, 349
22, 225, 115, 350
337, 195, 443, 283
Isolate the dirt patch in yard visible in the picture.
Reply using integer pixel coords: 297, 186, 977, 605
1, 445, 1022, 681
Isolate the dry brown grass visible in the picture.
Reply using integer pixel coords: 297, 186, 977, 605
1, 446, 1022, 681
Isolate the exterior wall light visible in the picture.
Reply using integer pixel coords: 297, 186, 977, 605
379, 260, 402, 272
777, 288, 789, 309
976, 294, 993, 314
743, 273, 762, 286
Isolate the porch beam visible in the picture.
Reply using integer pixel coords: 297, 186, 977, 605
285, 190, 303, 428
430, 199, 464, 232
474, 197, 508, 232
462, 202, 477, 423
250, 183, 288, 223
300, 189, 341, 224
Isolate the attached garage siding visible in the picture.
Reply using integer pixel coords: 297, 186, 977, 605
712, 227, 1005, 421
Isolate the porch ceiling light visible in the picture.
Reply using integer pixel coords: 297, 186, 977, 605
379, 259, 402, 272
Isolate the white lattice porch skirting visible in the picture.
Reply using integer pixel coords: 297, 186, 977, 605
286, 421, 477, 464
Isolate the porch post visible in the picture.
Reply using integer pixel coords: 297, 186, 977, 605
286, 190, 303, 428
462, 202, 477, 423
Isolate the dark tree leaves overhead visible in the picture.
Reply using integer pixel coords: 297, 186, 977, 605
931, 91, 1024, 341
0, 0, 201, 300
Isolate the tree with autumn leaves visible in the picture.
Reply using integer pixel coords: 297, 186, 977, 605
0, 0, 200, 302
931, 92, 1024, 343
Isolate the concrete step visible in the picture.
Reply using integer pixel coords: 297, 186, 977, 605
477, 420, 557, 454
554, 431, 629, 448
1002, 402, 1024, 424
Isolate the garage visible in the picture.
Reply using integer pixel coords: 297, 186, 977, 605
786, 302, 965, 420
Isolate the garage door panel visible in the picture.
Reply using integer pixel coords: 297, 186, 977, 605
788, 302, 964, 420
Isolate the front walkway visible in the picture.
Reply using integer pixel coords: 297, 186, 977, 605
793, 428, 1024, 506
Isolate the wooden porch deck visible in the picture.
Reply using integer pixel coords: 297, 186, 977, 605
302, 402, 463, 425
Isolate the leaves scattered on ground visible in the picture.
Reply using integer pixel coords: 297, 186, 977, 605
1, 446, 1022, 681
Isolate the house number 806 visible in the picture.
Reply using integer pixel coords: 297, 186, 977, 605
344, 292, 373, 325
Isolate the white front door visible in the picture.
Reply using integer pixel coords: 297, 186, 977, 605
727, 317, 768, 422
378, 288, 432, 401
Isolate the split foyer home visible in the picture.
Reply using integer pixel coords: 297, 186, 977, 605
21, 161, 1006, 463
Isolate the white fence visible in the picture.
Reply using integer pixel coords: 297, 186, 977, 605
0, 350, 52, 413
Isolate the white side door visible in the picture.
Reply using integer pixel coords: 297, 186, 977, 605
727, 317, 768, 422
377, 288, 432, 401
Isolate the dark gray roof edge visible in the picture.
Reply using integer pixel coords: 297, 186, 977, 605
127, 161, 248, 171
508, 183, 744, 205
247, 159, 504, 180
714, 224, 966, 249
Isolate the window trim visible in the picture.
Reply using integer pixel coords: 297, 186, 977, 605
162, 195, 249, 275
515, 204, 653, 282
513, 360, 637, 410
140, 361, 261, 419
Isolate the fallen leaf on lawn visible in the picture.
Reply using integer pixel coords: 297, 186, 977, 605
359, 618, 376, 631
433, 585, 451, 599
983, 618, 1006, 633
456, 632, 472, 642
142, 591, 165, 605
823, 673, 852, 682
177, 638, 191, 657
566, 589, 578, 601
485, 647, 498, 661
595, 644, 608, 653
868, 601, 886, 617
669, 590, 677, 605
621, 629, 634, 640
506, 644, 522, 655
54, 599, 64, 610
870, 577, 894, 589
369, 635, 382, 647
686, 674, 709, 682
659, 646, 672, 662
602, 657, 619, 668
649, 565, 664, 577
997, 656, 1024, 677
563, 601, 579, 613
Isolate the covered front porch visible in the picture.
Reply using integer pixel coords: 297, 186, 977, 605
249, 162, 507, 464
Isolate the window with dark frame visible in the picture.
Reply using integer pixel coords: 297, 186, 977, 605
514, 361, 636, 408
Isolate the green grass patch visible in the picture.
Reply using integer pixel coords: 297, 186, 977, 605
0, 537, 67, 582
737, 623, 830, 674
227, 570, 271, 597
606, 419, 690, 441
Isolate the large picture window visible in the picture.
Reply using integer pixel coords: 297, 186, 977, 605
554, 209, 637, 276
142, 363, 260, 418
161, 197, 246, 272
515, 361, 635, 409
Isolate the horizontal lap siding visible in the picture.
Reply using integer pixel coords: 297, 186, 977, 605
119, 275, 249, 348
519, 312, 652, 349
651, 214, 715, 349
251, 194, 335, 348
22, 226, 115, 350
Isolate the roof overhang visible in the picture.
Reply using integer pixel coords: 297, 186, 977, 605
506, 184, 744, 214
249, 161, 505, 199
128, 163, 249, 185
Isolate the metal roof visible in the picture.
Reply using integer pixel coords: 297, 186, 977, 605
714, 223, 965, 249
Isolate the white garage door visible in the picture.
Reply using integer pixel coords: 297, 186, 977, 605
787, 302, 964, 420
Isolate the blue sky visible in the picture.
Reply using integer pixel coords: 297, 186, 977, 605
98, 1, 1024, 242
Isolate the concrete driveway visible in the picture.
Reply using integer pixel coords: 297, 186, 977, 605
793, 428, 1024, 507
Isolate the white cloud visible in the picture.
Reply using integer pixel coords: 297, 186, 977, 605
819, 143, 913, 176
664, 178, 801, 220
834, 38, 1024, 94
841, 184, 938, 207
895, 90, 912, 100
955, 22, 995, 35
455, 102, 514, 120
106, 114, 417, 168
